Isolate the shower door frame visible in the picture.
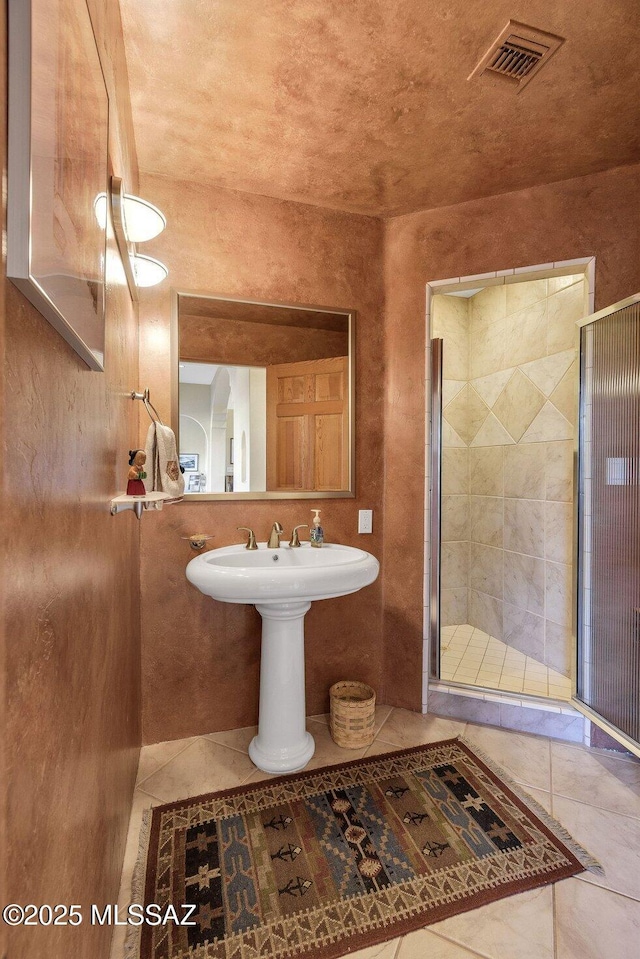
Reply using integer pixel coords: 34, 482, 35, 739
573, 291, 640, 757
423, 257, 596, 712
429, 338, 443, 679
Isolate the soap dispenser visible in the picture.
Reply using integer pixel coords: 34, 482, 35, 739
310, 509, 324, 548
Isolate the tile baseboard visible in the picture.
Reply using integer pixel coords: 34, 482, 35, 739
427, 683, 585, 743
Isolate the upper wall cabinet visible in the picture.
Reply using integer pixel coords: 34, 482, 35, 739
172, 292, 356, 500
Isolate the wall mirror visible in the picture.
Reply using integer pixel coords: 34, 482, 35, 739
171, 292, 355, 499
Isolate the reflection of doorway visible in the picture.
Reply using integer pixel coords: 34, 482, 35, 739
266, 356, 348, 491
428, 266, 591, 703
179, 414, 208, 492
178, 362, 266, 493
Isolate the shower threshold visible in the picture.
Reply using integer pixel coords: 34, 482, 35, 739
439, 624, 571, 701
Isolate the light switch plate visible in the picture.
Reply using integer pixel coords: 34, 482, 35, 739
358, 509, 373, 534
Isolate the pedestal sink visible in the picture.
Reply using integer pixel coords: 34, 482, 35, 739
186, 542, 379, 774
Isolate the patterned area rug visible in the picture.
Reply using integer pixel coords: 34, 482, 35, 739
130, 738, 598, 959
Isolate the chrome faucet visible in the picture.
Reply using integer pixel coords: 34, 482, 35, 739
289, 524, 309, 547
267, 522, 284, 548
237, 526, 257, 550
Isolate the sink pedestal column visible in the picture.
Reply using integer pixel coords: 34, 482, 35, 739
249, 601, 316, 774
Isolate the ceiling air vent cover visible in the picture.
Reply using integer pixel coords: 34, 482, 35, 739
469, 21, 564, 91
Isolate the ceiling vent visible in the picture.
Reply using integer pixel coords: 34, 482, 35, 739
469, 21, 564, 91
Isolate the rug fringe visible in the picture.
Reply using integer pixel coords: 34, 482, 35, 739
123, 806, 153, 959
458, 736, 604, 877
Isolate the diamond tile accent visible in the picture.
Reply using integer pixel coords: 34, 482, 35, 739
520, 350, 576, 397
470, 413, 516, 447
466, 386, 491, 443
444, 385, 490, 446
493, 370, 546, 442
521, 402, 574, 444
549, 361, 578, 424
442, 419, 467, 448
443, 379, 466, 408
470, 368, 515, 407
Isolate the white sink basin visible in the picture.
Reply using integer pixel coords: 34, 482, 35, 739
186, 542, 379, 605
186, 540, 380, 776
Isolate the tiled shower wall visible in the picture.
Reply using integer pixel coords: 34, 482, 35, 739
434, 275, 587, 677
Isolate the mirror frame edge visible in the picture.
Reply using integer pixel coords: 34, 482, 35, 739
170, 288, 356, 500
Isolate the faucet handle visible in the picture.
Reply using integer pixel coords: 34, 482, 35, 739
289, 524, 309, 548
237, 526, 258, 550
267, 522, 284, 548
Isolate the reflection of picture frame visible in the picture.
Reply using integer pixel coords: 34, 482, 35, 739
7, 0, 109, 371
179, 453, 199, 472
187, 474, 201, 492
229, 437, 234, 465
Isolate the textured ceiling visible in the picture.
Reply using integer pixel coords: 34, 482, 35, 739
119, 0, 640, 216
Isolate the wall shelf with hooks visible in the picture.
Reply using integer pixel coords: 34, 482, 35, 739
110, 491, 172, 520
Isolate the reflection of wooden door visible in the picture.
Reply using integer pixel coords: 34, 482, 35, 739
266, 356, 348, 491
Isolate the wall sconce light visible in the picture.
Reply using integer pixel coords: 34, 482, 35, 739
94, 191, 109, 230
121, 195, 166, 243
94, 190, 165, 241
131, 253, 169, 288
98, 176, 168, 294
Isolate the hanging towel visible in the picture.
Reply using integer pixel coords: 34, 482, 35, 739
144, 422, 185, 502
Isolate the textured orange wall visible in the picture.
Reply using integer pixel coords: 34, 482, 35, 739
383, 163, 640, 710
0, 5, 6, 953
179, 313, 348, 365
3, 3, 141, 957
137, 175, 385, 743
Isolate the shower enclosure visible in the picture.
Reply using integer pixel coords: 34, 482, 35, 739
429, 278, 640, 755
429, 276, 585, 702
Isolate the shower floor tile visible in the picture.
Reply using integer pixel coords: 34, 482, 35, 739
440, 624, 571, 700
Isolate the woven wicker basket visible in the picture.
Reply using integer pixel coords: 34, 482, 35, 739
329, 681, 376, 748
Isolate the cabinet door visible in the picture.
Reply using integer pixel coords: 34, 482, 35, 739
266, 356, 348, 491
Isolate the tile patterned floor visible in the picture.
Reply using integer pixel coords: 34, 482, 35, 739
441, 624, 572, 700
111, 707, 640, 959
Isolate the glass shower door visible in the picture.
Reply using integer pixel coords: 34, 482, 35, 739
577, 295, 640, 753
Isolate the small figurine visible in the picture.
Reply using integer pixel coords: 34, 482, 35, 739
127, 449, 147, 496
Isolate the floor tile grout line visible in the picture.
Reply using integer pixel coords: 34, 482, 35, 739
550, 790, 640, 821
135, 785, 165, 805
374, 706, 395, 741
135, 737, 200, 788
205, 739, 254, 757
307, 716, 330, 727
428, 927, 499, 959
551, 739, 640, 766
375, 736, 406, 749
574, 874, 640, 903
240, 768, 261, 785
